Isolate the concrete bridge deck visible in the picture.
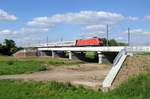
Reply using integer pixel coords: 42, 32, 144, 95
37, 46, 150, 52
38, 46, 125, 52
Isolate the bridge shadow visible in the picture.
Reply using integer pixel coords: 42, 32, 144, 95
38, 51, 118, 64
37, 51, 52, 56
101, 52, 118, 63
38, 51, 68, 58
71, 52, 98, 63
55, 51, 68, 58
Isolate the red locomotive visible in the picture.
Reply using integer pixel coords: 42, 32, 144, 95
75, 37, 103, 46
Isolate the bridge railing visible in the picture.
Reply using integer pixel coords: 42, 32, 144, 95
126, 46, 150, 52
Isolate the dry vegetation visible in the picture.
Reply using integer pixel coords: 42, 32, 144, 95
113, 54, 150, 88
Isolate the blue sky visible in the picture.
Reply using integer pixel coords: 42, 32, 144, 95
0, 0, 150, 46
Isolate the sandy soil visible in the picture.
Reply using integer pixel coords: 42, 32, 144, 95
0, 63, 111, 89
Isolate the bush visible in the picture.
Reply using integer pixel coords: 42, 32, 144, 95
7, 60, 15, 65
38, 65, 48, 71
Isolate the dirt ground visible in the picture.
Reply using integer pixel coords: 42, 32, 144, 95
0, 63, 111, 89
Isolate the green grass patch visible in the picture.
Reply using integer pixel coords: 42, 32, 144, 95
85, 52, 96, 59
110, 72, 150, 99
137, 52, 150, 55
0, 56, 83, 75
0, 72, 149, 99
0, 60, 48, 75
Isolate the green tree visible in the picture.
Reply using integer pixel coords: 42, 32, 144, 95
3, 39, 17, 55
109, 39, 118, 46
101, 38, 127, 46
101, 38, 107, 46
0, 43, 2, 48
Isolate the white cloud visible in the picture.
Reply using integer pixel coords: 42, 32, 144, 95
0, 28, 49, 35
123, 28, 150, 35
144, 15, 150, 20
84, 24, 106, 31
115, 37, 125, 41
0, 28, 49, 46
0, 29, 11, 34
27, 17, 52, 26
80, 32, 105, 39
127, 16, 139, 21
27, 11, 125, 27
80, 24, 106, 38
0, 9, 17, 21
27, 11, 125, 38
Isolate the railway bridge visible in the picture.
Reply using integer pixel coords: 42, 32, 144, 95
21, 45, 150, 89
37, 46, 124, 64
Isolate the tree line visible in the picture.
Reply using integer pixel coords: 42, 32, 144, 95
102, 38, 127, 46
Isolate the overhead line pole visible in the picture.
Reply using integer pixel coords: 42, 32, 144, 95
46, 36, 49, 47
128, 28, 130, 46
106, 24, 109, 46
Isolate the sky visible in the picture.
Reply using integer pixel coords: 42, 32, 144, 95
0, 0, 150, 46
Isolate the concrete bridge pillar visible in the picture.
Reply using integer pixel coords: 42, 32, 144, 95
68, 51, 72, 60
97, 51, 103, 64
23, 48, 27, 57
52, 51, 55, 58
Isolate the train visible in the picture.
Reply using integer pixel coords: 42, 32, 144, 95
76, 37, 103, 46
39, 37, 103, 47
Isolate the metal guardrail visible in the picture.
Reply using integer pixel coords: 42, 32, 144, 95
126, 46, 150, 52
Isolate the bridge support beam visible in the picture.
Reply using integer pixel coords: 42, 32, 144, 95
23, 48, 27, 57
68, 51, 72, 60
97, 51, 103, 64
52, 51, 55, 58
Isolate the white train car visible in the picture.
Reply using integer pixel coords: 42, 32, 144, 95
47, 41, 76, 47
24, 41, 76, 48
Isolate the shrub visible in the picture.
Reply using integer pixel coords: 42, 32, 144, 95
39, 65, 48, 71
7, 60, 15, 65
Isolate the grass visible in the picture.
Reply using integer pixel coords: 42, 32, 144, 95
48, 60, 83, 66
0, 56, 83, 75
137, 52, 150, 55
111, 72, 150, 99
0, 60, 47, 75
0, 72, 149, 99
85, 52, 96, 59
